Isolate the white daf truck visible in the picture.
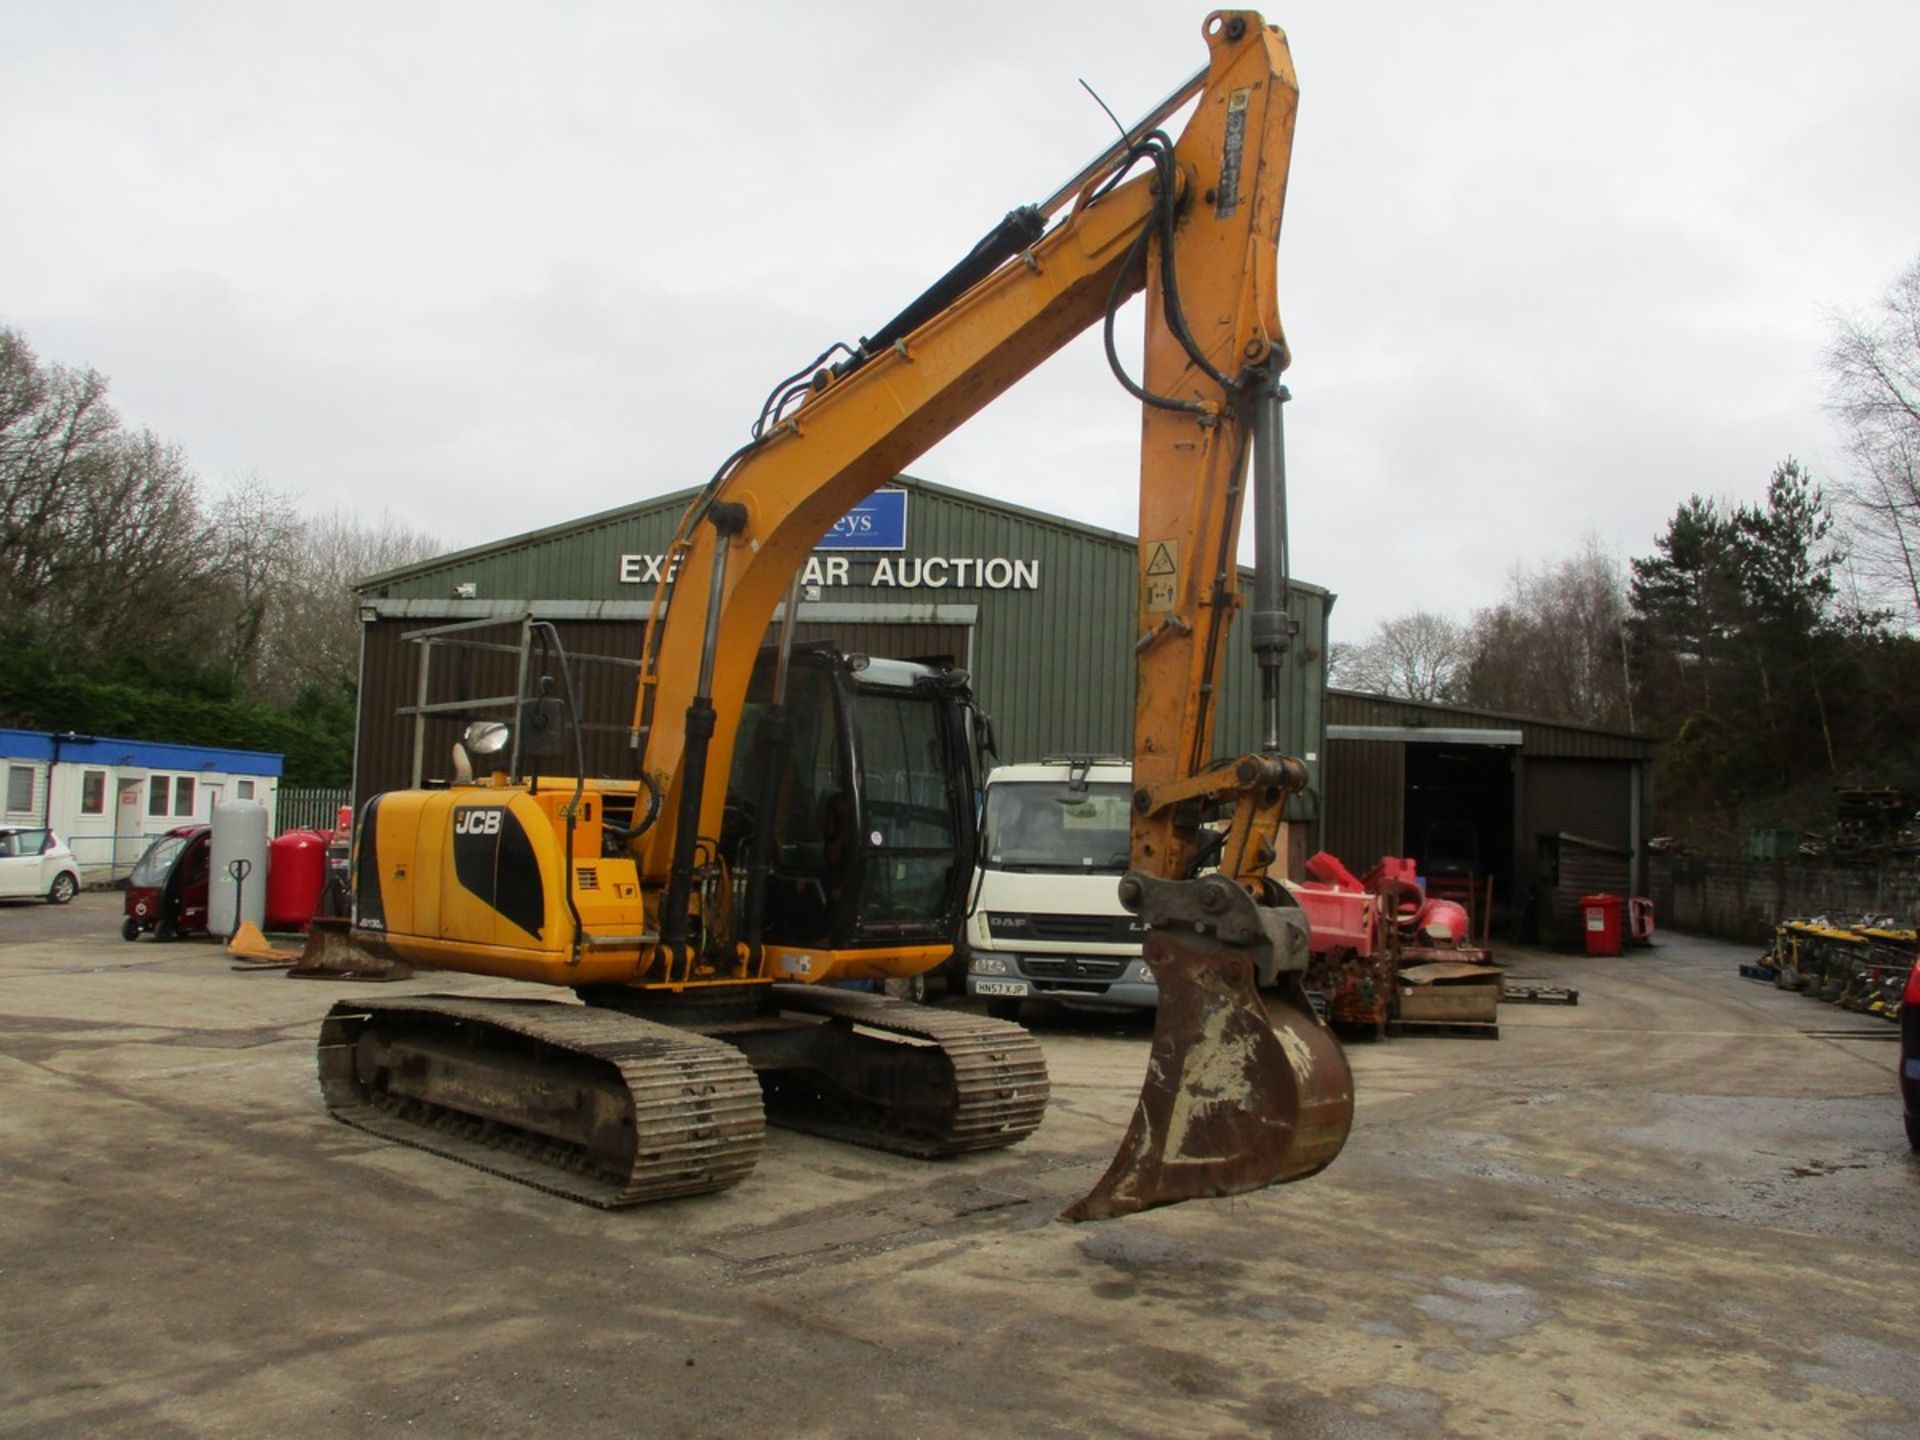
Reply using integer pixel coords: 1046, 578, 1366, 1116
961, 757, 1155, 1019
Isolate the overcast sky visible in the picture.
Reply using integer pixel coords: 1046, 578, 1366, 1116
5, 1, 1917, 639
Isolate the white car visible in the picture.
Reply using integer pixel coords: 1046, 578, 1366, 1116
0, 827, 83, 904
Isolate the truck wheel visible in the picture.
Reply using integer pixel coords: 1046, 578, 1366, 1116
986, 998, 1023, 1023
47, 872, 78, 905
121, 917, 140, 942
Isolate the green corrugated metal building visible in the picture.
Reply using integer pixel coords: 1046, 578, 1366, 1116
350, 475, 1334, 830
1319, 690, 1657, 944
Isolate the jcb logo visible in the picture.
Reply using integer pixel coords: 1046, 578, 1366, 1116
454, 808, 504, 837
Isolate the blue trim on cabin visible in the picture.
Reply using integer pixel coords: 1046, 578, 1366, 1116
0, 728, 283, 777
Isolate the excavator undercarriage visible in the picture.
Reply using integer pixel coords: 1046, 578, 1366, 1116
320, 987, 1048, 1206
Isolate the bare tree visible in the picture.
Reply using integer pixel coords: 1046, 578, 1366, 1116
250, 508, 441, 704
212, 474, 304, 693
50, 429, 221, 660
1464, 537, 1632, 728
1332, 610, 1468, 701
0, 330, 120, 615
0, 325, 226, 669
1827, 254, 1920, 623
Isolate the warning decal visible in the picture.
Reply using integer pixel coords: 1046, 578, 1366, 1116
1215, 88, 1250, 219
1144, 539, 1178, 611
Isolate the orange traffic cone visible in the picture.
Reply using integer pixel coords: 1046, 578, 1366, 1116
226, 920, 298, 964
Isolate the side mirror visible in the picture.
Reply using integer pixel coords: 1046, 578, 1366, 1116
518, 695, 567, 759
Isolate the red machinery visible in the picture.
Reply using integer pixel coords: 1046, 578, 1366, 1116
124, 825, 341, 943
1293, 850, 1496, 1035
1293, 852, 1396, 1033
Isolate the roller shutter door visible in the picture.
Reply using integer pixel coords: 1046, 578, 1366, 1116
1321, 737, 1404, 869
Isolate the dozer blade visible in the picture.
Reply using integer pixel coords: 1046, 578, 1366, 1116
1061, 927, 1352, 1222
288, 917, 414, 982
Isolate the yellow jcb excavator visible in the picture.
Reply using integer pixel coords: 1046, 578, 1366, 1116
318, 9, 1352, 1221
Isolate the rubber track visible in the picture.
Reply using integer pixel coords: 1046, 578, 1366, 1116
319, 997, 764, 1208
766, 985, 1050, 1156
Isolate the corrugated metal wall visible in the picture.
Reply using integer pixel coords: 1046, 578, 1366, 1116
1321, 738, 1403, 867
356, 618, 650, 806
794, 622, 969, 669
354, 478, 1331, 818
1539, 844, 1632, 947
354, 616, 969, 807
1327, 690, 1647, 761
1316, 710, 1651, 942
1524, 760, 1632, 849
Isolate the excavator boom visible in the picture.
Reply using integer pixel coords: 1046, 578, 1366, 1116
326, 10, 1350, 1217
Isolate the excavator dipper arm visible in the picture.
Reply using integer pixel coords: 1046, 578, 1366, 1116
627, 11, 1351, 1219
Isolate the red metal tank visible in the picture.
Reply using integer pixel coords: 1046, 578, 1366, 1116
267, 828, 333, 932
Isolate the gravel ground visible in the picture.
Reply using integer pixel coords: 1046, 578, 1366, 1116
2, 893, 1915, 1437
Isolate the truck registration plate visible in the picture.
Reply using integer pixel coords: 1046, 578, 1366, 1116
974, 979, 1029, 997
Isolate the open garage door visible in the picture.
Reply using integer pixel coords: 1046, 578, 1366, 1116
1323, 723, 1520, 939
1404, 742, 1515, 933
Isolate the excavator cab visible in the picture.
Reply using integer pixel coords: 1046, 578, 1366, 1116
722, 644, 980, 953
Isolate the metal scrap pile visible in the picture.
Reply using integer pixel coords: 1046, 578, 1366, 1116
1290, 852, 1497, 1037
1795, 788, 1920, 864
1751, 917, 1916, 1020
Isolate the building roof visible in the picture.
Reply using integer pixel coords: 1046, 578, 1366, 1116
1326, 689, 1655, 762
0, 728, 283, 777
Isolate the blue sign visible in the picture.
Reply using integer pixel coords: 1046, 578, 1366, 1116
816, 489, 907, 551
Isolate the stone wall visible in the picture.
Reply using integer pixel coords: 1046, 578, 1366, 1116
1649, 855, 1920, 944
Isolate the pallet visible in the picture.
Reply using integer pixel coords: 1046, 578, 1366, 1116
1388, 1018, 1500, 1040
1502, 982, 1579, 1006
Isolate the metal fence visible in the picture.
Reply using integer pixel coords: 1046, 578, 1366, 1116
279, 787, 352, 832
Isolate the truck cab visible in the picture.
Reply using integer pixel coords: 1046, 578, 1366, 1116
962, 758, 1153, 1020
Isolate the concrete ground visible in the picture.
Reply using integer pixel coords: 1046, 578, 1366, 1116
2, 893, 1916, 1438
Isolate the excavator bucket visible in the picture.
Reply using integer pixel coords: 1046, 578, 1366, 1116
1061, 925, 1352, 1223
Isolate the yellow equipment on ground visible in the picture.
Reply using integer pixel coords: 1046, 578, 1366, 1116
319, 9, 1352, 1220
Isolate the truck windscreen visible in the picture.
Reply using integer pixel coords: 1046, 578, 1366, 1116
982, 782, 1132, 872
